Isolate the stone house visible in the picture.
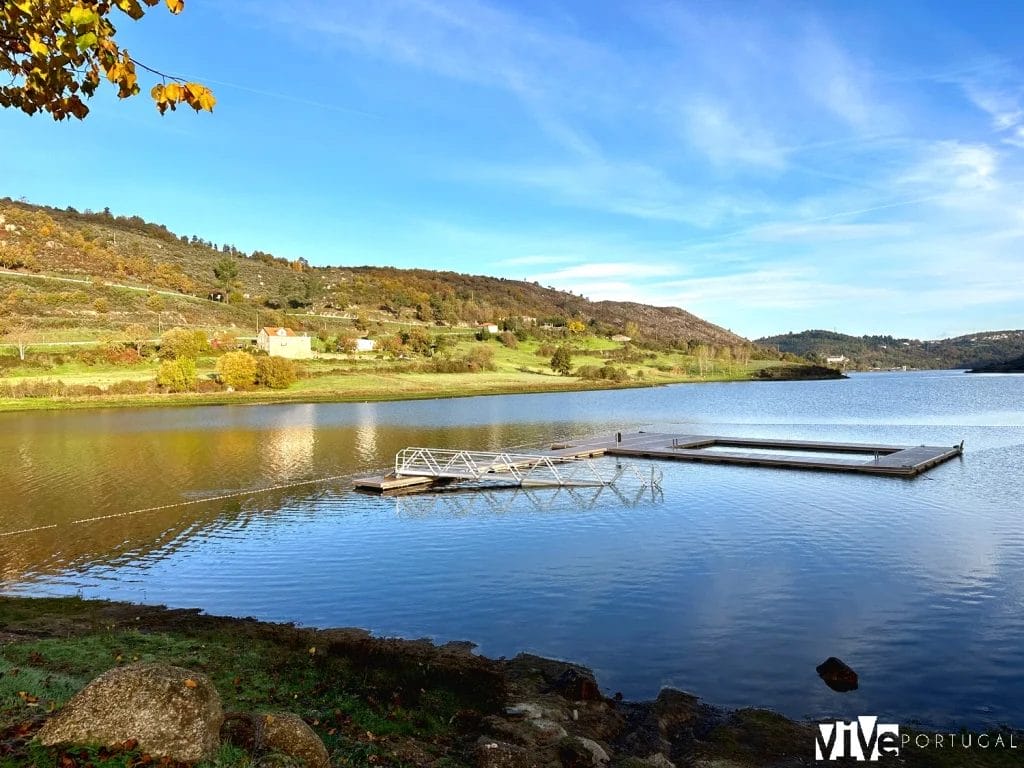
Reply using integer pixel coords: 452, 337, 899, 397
257, 327, 313, 359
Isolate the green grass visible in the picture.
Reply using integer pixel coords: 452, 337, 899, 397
0, 334, 798, 414
0, 597, 485, 768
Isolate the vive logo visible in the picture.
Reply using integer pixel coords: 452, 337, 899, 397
815, 716, 900, 761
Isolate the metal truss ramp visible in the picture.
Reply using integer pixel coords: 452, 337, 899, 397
394, 447, 662, 489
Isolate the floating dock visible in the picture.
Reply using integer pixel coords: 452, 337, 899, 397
353, 432, 964, 492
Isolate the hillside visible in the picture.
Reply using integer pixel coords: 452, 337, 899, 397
969, 353, 1024, 373
757, 329, 1024, 370
0, 198, 743, 347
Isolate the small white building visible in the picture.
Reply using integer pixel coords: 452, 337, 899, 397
257, 327, 313, 359
355, 338, 377, 353
479, 323, 500, 334
825, 355, 849, 366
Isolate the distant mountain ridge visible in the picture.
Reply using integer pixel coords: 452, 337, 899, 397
757, 329, 1024, 370
0, 198, 744, 347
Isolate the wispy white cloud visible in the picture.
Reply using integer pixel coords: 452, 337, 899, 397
228, 0, 1024, 337
683, 100, 788, 169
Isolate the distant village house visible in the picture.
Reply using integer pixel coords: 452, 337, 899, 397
257, 327, 313, 359
825, 355, 849, 366
355, 338, 377, 353
479, 323, 500, 335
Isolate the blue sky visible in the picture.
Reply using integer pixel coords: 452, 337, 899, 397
3, 1, 1024, 340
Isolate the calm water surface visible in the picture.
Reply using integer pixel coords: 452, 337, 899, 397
1, 370, 1022, 729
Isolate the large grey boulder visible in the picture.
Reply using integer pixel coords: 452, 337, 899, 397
37, 663, 223, 763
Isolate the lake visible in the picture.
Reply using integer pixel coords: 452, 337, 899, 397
1, 370, 1022, 729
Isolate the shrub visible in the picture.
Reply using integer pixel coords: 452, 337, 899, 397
195, 378, 225, 393
424, 347, 496, 373
577, 364, 628, 382
106, 379, 151, 395
159, 328, 208, 360
550, 345, 573, 376
498, 331, 519, 349
335, 334, 357, 354
463, 346, 495, 371
102, 344, 142, 366
255, 356, 297, 389
536, 343, 556, 358
92, 297, 109, 313
157, 358, 196, 392
216, 351, 257, 390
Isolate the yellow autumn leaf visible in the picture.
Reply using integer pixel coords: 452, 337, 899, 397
162, 82, 183, 102
183, 678, 198, 689
29, 38, 48, 56
197, 89, 216, 112
165, 0, 184, 13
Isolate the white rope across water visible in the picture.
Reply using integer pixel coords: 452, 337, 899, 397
0, 436, 593, 540
0, 473, 354, 538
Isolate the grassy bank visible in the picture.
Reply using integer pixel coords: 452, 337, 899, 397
0, 597, 1018, 768
0, 336, 813, 414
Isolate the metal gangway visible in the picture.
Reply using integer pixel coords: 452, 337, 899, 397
394, 447, 662, 489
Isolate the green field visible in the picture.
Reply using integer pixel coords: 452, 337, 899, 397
0, 333, 791, 413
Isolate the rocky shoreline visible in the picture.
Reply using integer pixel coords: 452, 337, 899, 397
0, 597, 1017, 767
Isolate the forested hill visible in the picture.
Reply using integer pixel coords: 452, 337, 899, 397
757, 329, 1024, 370
0, 198, 743, 346
969, 353, 1024, 373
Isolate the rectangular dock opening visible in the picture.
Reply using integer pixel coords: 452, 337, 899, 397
694, 444, 897, 463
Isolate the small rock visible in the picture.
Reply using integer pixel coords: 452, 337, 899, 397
643, 754, 676, 768
577, 737, 610, 765
475, 736, 531, 768
531, 718, 568, 742
261, 712, 330, 768
558, 736, 609, 768
816, 657, 859, 692
505, 702, 545, 719
37, 663, 222, 763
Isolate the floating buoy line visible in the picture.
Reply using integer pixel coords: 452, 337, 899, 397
0, 472, 354, 539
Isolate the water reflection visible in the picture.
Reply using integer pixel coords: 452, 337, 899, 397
392, 482, 663, 518
1, 372, 1023, 729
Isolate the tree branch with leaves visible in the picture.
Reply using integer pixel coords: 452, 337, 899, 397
1, 0, 214, 120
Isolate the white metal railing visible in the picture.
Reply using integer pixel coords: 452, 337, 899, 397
394, 447, 662, 489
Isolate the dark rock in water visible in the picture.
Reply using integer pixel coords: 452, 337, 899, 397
553, 668, 603, 702
816, 657, 859, 692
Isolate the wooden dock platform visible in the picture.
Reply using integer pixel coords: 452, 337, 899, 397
352, 432, 964, 492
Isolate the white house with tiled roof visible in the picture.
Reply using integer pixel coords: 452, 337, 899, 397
257, 326, 313, 359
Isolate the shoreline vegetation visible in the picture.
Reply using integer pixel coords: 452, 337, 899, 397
0, 365, 844, 415
0, 331, 843, 415
0, 596, 1018, 768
